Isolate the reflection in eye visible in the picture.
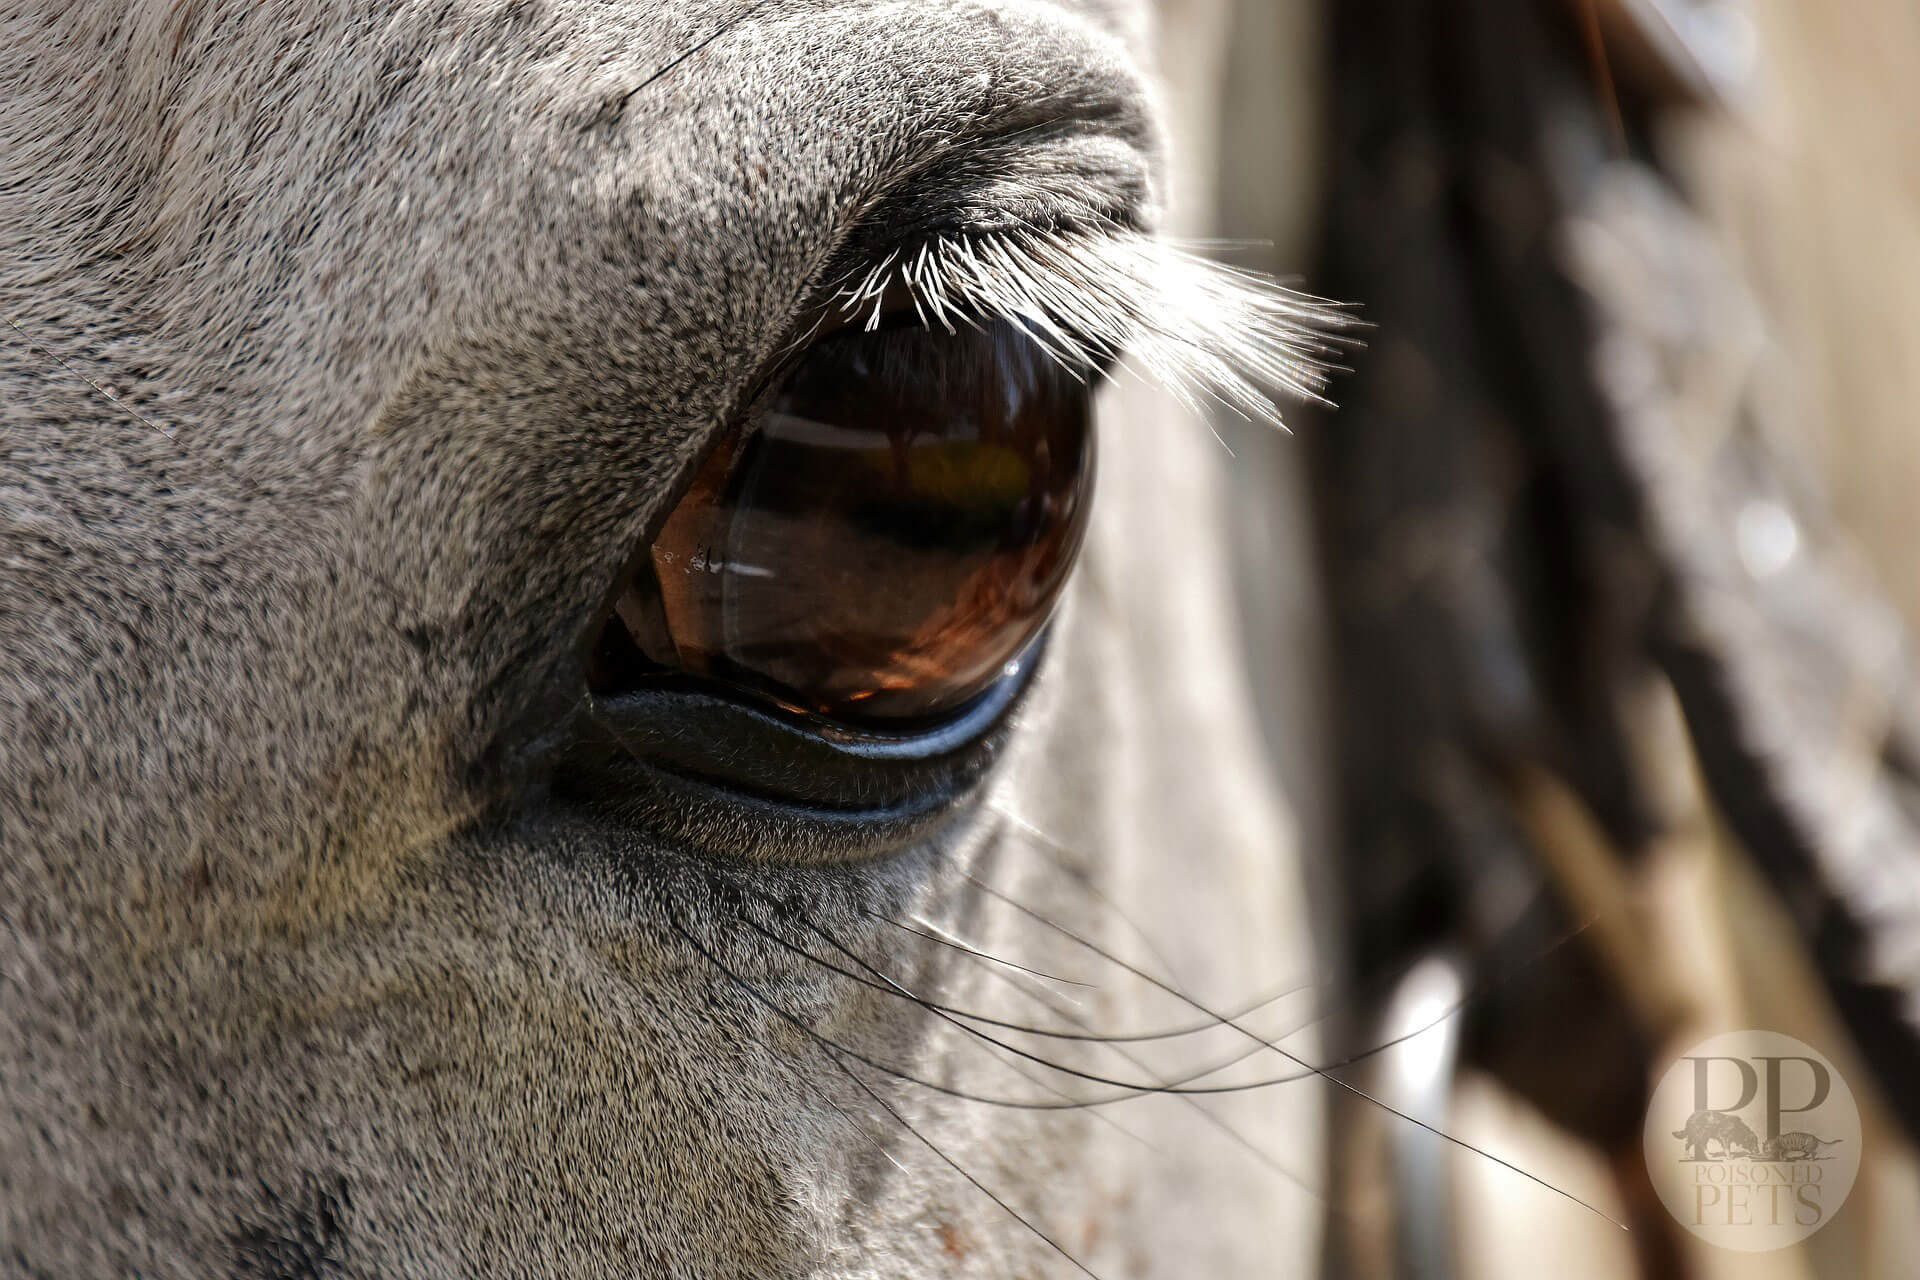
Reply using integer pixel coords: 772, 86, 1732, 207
588, 316, 1096, 726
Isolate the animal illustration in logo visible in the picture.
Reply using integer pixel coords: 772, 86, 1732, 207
1646, 1031, 1863, 1249
1758, 1131, 1844, 1162
1673, 1108, 1763, 1160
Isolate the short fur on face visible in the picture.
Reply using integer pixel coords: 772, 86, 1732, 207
3, 2, 1333, 1275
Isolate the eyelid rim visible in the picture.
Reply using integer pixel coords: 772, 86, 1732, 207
565, 631, 1044, 817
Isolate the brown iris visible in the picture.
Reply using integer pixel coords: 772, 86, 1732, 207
587, 315, 1096, 726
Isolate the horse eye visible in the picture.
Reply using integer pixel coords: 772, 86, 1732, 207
587, 316, 1096, 726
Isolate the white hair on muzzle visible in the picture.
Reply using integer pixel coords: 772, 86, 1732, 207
832, 229, 1357, 426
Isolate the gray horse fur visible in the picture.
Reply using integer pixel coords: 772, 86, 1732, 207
2, 2, 1324, 1275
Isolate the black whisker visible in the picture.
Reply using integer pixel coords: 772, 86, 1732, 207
735, 888, 1529, 1103
580, 702, 1594, 1103
585, 702, 1623, 1225
984, 801, 1192, 987
820, 1049, 1104, 1280
613, 0, 784, 111
941, 925, 1337, 1214
661, 904, 1105, 1279
728, 897, 1188, 1096
733, 890, 1464, 1112
867, 910, 1319, 1044
960, 871, 1631, 1230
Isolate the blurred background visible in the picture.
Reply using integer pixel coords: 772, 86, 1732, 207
1146, 1, 1920, 1275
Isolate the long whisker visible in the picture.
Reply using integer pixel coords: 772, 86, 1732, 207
729, 898, 1190, 1095
674, 871, 1579, 1117
649, 847, 1613, 1196
662, 907, 1105, 1279
735, 892, 1439, 1107
734, 889, 1523, 1104
943, 927, 1335, 1215
869, 908, 1318, 1045
872, 910, 1097, 988
960, 872, 1630, 1230
582, 699, 1492, 1090
581, 702, 1599, 1108
612, 0, 784, 109
6, 316, 175, 438
805, 1079, 913, 1179
824, 1053, 1104, 1280
984, 802, 1192, 987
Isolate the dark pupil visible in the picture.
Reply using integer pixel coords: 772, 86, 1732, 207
589, 316, 1095, 725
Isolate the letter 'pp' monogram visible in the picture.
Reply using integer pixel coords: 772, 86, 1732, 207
1683, 1054, 1832, 1140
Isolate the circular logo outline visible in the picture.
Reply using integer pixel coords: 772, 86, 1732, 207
1643, 1029, 1861, 1251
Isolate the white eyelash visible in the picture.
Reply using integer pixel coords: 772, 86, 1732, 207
829, 229, 1357, 426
